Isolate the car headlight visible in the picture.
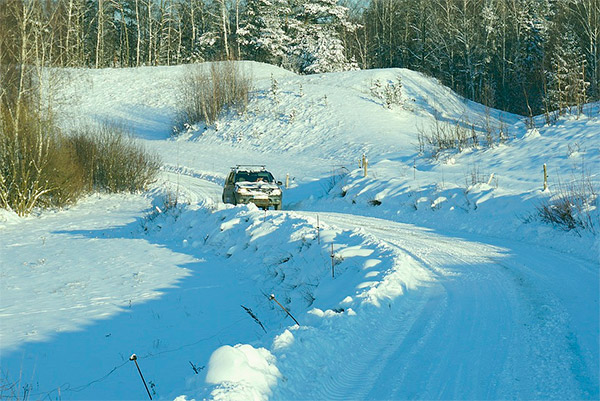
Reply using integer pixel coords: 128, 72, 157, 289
270, 189, 281, 196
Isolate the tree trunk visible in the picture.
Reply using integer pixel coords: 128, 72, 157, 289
95, 0, 104, 68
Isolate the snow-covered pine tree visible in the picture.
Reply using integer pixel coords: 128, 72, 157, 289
511, 0, 550, 118
238, 0, 292, 65
288, 0, 359, 74
546, 25, 590, 116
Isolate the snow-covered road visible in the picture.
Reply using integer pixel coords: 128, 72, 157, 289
278, 212, 600, 400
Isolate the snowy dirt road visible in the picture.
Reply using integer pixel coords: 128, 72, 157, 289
152, 165, 599, 400
279, 212, 600, 400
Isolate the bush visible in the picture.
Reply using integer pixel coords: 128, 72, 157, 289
537, 176, 598, 234
0, 112, 161, 216
370, 75, 403, 109
69, 123, 161, 193
417, 117, 476, 157
175, 61, 252, 130
0, 105, 85, 216
417, 114, 510, 158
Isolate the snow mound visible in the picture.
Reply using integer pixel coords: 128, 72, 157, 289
205, 344, 281, 401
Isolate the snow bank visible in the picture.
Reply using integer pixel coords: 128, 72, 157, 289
146, 200, 434, 400
286, 109, 600, 258
0, 208, 19, 225
205, 344, 281, 401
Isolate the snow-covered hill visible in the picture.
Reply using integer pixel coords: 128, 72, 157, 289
1, 62, 598, 400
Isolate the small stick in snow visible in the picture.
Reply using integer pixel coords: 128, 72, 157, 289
241, 304, 267, 333
413, 159, 416, 180
330, 243, 335, 278
129, 354, 152, 400
317, 215, 320, 244
189, 361, 204, 374
269, 294, 299, 326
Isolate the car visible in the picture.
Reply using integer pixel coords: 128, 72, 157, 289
222, 165, 283, 210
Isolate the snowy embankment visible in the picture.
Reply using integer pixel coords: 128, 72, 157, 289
0, 62, 598, 400
147, 202, 435, 400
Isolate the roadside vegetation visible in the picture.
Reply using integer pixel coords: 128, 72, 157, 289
175, 61, 252, 131
416, 110, 510, 159
69, 123, 161, 193
537, 174, 598, 234
0, 109, 161, 216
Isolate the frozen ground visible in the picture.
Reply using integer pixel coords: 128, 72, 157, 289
0, 62, 598, 400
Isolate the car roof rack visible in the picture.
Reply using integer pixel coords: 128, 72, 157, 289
232, 164, 266, 172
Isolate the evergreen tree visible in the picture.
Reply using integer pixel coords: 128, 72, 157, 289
238, 0, 291, 65
505, 0, 549, 116
546, 25, 590, 115
288, 0, 359, 73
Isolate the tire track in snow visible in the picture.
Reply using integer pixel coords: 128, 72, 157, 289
160, 163, 224, 206
303, 286, 445, 401
340, 215, 513, 400
289, 212, 594, 400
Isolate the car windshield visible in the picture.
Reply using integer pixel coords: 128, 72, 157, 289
235, 171, 274, 183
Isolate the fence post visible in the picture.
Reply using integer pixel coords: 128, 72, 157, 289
130, 354, 152, 400
285, 173, 289, 189
543, 164, 548, 191
362, 154, 368, 177
317, 215, 320, 244
269, 294, 300, 325
330, 243, 335, 278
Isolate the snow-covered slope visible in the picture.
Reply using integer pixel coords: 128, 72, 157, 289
1, 62, 598, 401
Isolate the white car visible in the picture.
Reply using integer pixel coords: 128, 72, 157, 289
222, 165, 282, 210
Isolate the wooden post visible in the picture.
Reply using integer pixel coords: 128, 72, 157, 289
285, 173, 289, 189
269, 294, 299, 325
330, 243, 335, 278
130, 354, 152, 400
317, 215, 320, 244
362, 154, 368, 177
543, 164, 548, 191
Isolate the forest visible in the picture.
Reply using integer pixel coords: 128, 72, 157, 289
0, 0, 598, 117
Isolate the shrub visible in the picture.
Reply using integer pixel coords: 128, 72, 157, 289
417, 117, 474, 157
0, 105, 85, 215
417, 114, 511, 158
175, 61, 252, 130
537, 175, 598, 234
69, 122, 161, 193
370, 75, 404, 109
465, 165, 496, 187
0, 113, 160, 216
322, 166, 348, 196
